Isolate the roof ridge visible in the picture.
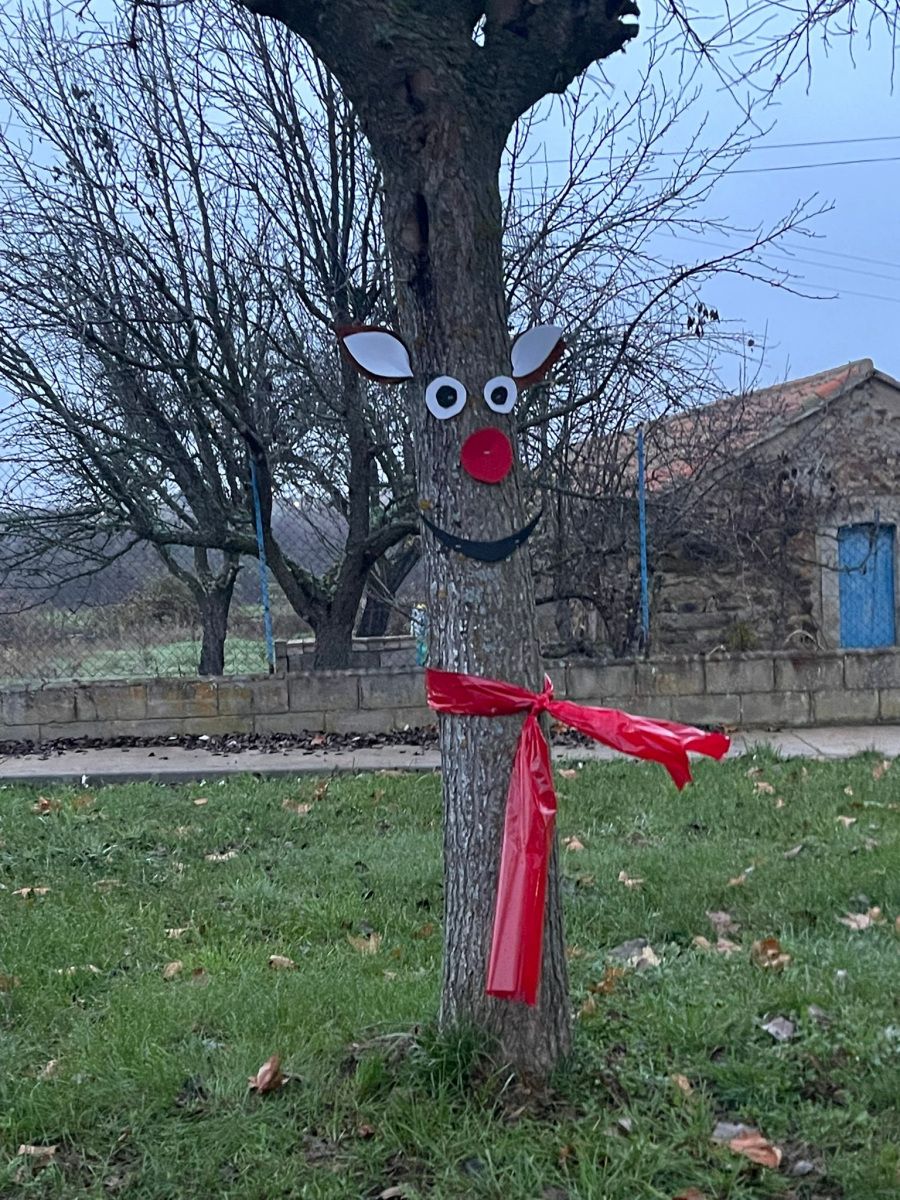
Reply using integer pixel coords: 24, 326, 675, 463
744, 358, 874, 401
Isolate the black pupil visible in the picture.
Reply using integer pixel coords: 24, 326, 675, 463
436, 384, 458, 409
491, 385, 509, 406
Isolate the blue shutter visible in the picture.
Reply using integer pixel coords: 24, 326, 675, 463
838, 524, 896, 648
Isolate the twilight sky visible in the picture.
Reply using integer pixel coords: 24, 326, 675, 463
530, 12, 900, 393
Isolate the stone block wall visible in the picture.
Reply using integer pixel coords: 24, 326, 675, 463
2, 647, 900, 745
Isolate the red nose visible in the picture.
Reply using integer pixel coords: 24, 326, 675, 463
460, 427, 513, 484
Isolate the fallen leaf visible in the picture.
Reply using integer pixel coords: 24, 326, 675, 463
204, 849, 239, 862
711, 1122, 782, 1168
754, 780, 775, 795
807, 1004, 831, 1025
862, 836, 879, 851
267, 955, 297, 970
189, 967, 208, 985
38, 1059, 60, 1080
835, 815, 856, 828
312, 779, 330, 800
378, 1188, 407, 1200
672, 1190, 709, 1200
162, 961, 183, 980
72, 793, 95, 810
563, 836, 585, 852
617, 870, 643, 889
578, 993, 598, 1018
413, 922, 436, 939
247, 1054, 287, 1094
382, 970, 398, 980
54, 964, 101, 976
356, 1122, 377, 1139
670, 1073, 693, 1095
761, 1015, 796, 1042
728, 873, 747, 887
347, 932, 382, 955
838, 907, 883, 931
559, 768, 578, 779
588, 966, 625, 995
843, 786, 854, 797
774, 797, 786, 809
0, 973, 21, 990
15, 1144, 57, 1168
32, 796, 61, 814
608, 937, 659, 968
896, 915, 900, 934
12, 886, 50, 898
746, 766, 764, 778
706, 910, 740, 935
872, 759, 891, 781
565, 945, 585, 960
192, 797, 208, 807
783, 843, 804, 859
575, 873, 595, 888
282, 799, 312, 814
165, 927, 190, 939
751, 937, 791, 970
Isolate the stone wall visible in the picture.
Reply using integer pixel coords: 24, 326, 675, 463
3, 647, 900, 745
275, 635, 417, 672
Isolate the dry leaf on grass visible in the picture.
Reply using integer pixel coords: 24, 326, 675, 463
72, 793, 95, 810
872, 759, 891, 781
706, 910, 740, 935
672, 1189, 708, 1199
192, 797, 208, 807
54, 964, 101, 976
608, 938, 660, 970
565, 945, 585, 960
751, 937, 791, 970
12, 886, 50, 898
617, 870, 643, 889
711, 1122, 782, 1168
774, 797, 786, 809
563, 835, 585, 852
843, 786, 854, 797
589, 966, 625, 995
761, 1015, 796, 1042
0, 973, 21, 991
835, 815, 856, 828
247, 1054, 288, 1094
670, 1073, 694, 1096
728, 873, 747, 887
204, 849, 239, 863
15, 1144, 58, 1174
413, 922, 436, 939
282, 799, 312, 814
754, 780, 775, 795
347, 932, 382, 955
38, 1059, 60, 1080
838, 907, 883, 931
267, 955, 297, 970
165, 927, 190, 940
783, 844, 804, 859
31, 796, 61, 814
162, 961, 183, 981
693, 935, 741, 955
559, 768, 578, 779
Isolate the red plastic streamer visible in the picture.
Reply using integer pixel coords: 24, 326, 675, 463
426, 667, 730, 1005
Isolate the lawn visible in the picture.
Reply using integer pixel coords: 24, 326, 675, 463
1, 754, 898, 1199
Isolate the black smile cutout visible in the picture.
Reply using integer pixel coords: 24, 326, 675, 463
420, 510, 542, 562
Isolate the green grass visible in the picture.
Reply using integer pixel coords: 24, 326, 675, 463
1, 754, 898, 1199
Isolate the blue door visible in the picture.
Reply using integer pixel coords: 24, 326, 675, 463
838, 524, 896, 648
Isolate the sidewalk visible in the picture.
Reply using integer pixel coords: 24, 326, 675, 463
1, 725, 899, 786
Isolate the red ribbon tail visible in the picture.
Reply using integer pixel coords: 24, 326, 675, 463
486, 714, 557, 1006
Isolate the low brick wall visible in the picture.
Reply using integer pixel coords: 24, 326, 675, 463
276, 635, 416, 672
2, 647, 899, 744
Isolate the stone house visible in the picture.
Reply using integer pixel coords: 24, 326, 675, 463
649, 359, 900, 654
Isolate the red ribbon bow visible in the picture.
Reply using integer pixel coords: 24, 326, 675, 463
425, 667, 730, 1005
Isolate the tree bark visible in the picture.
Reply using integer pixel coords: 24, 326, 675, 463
197, 576, 236, 675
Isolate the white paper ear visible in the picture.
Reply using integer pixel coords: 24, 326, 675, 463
339, 327, 414, 383
510, 324, 565, 385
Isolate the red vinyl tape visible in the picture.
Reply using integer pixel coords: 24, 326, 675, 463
426, 667, 730, 1005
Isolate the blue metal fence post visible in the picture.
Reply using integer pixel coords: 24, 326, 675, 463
637, 425, 651, 652
249, 458, 277, 674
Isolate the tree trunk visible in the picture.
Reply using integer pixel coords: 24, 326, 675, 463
357, 591, 392, 638
311, 606, 357, 669
374, 115, 571, 1075
197, 576, 237, 676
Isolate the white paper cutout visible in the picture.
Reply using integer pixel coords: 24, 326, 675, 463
510, 325, 564, 381
342, 330, 414, 381
483, 375, 518, 414
425, 375, 467, 420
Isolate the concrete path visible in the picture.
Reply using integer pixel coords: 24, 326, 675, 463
1, 725, 899, 786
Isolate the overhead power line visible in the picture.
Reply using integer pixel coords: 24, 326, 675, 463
522, 133, 900, 166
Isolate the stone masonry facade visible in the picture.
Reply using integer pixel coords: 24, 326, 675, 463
3, 647, 900, 744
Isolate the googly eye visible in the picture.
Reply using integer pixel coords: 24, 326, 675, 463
425, 375, 467, 420
483, 375, 518, 415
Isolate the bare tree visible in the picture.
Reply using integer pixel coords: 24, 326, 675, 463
0, 3, 418, 670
